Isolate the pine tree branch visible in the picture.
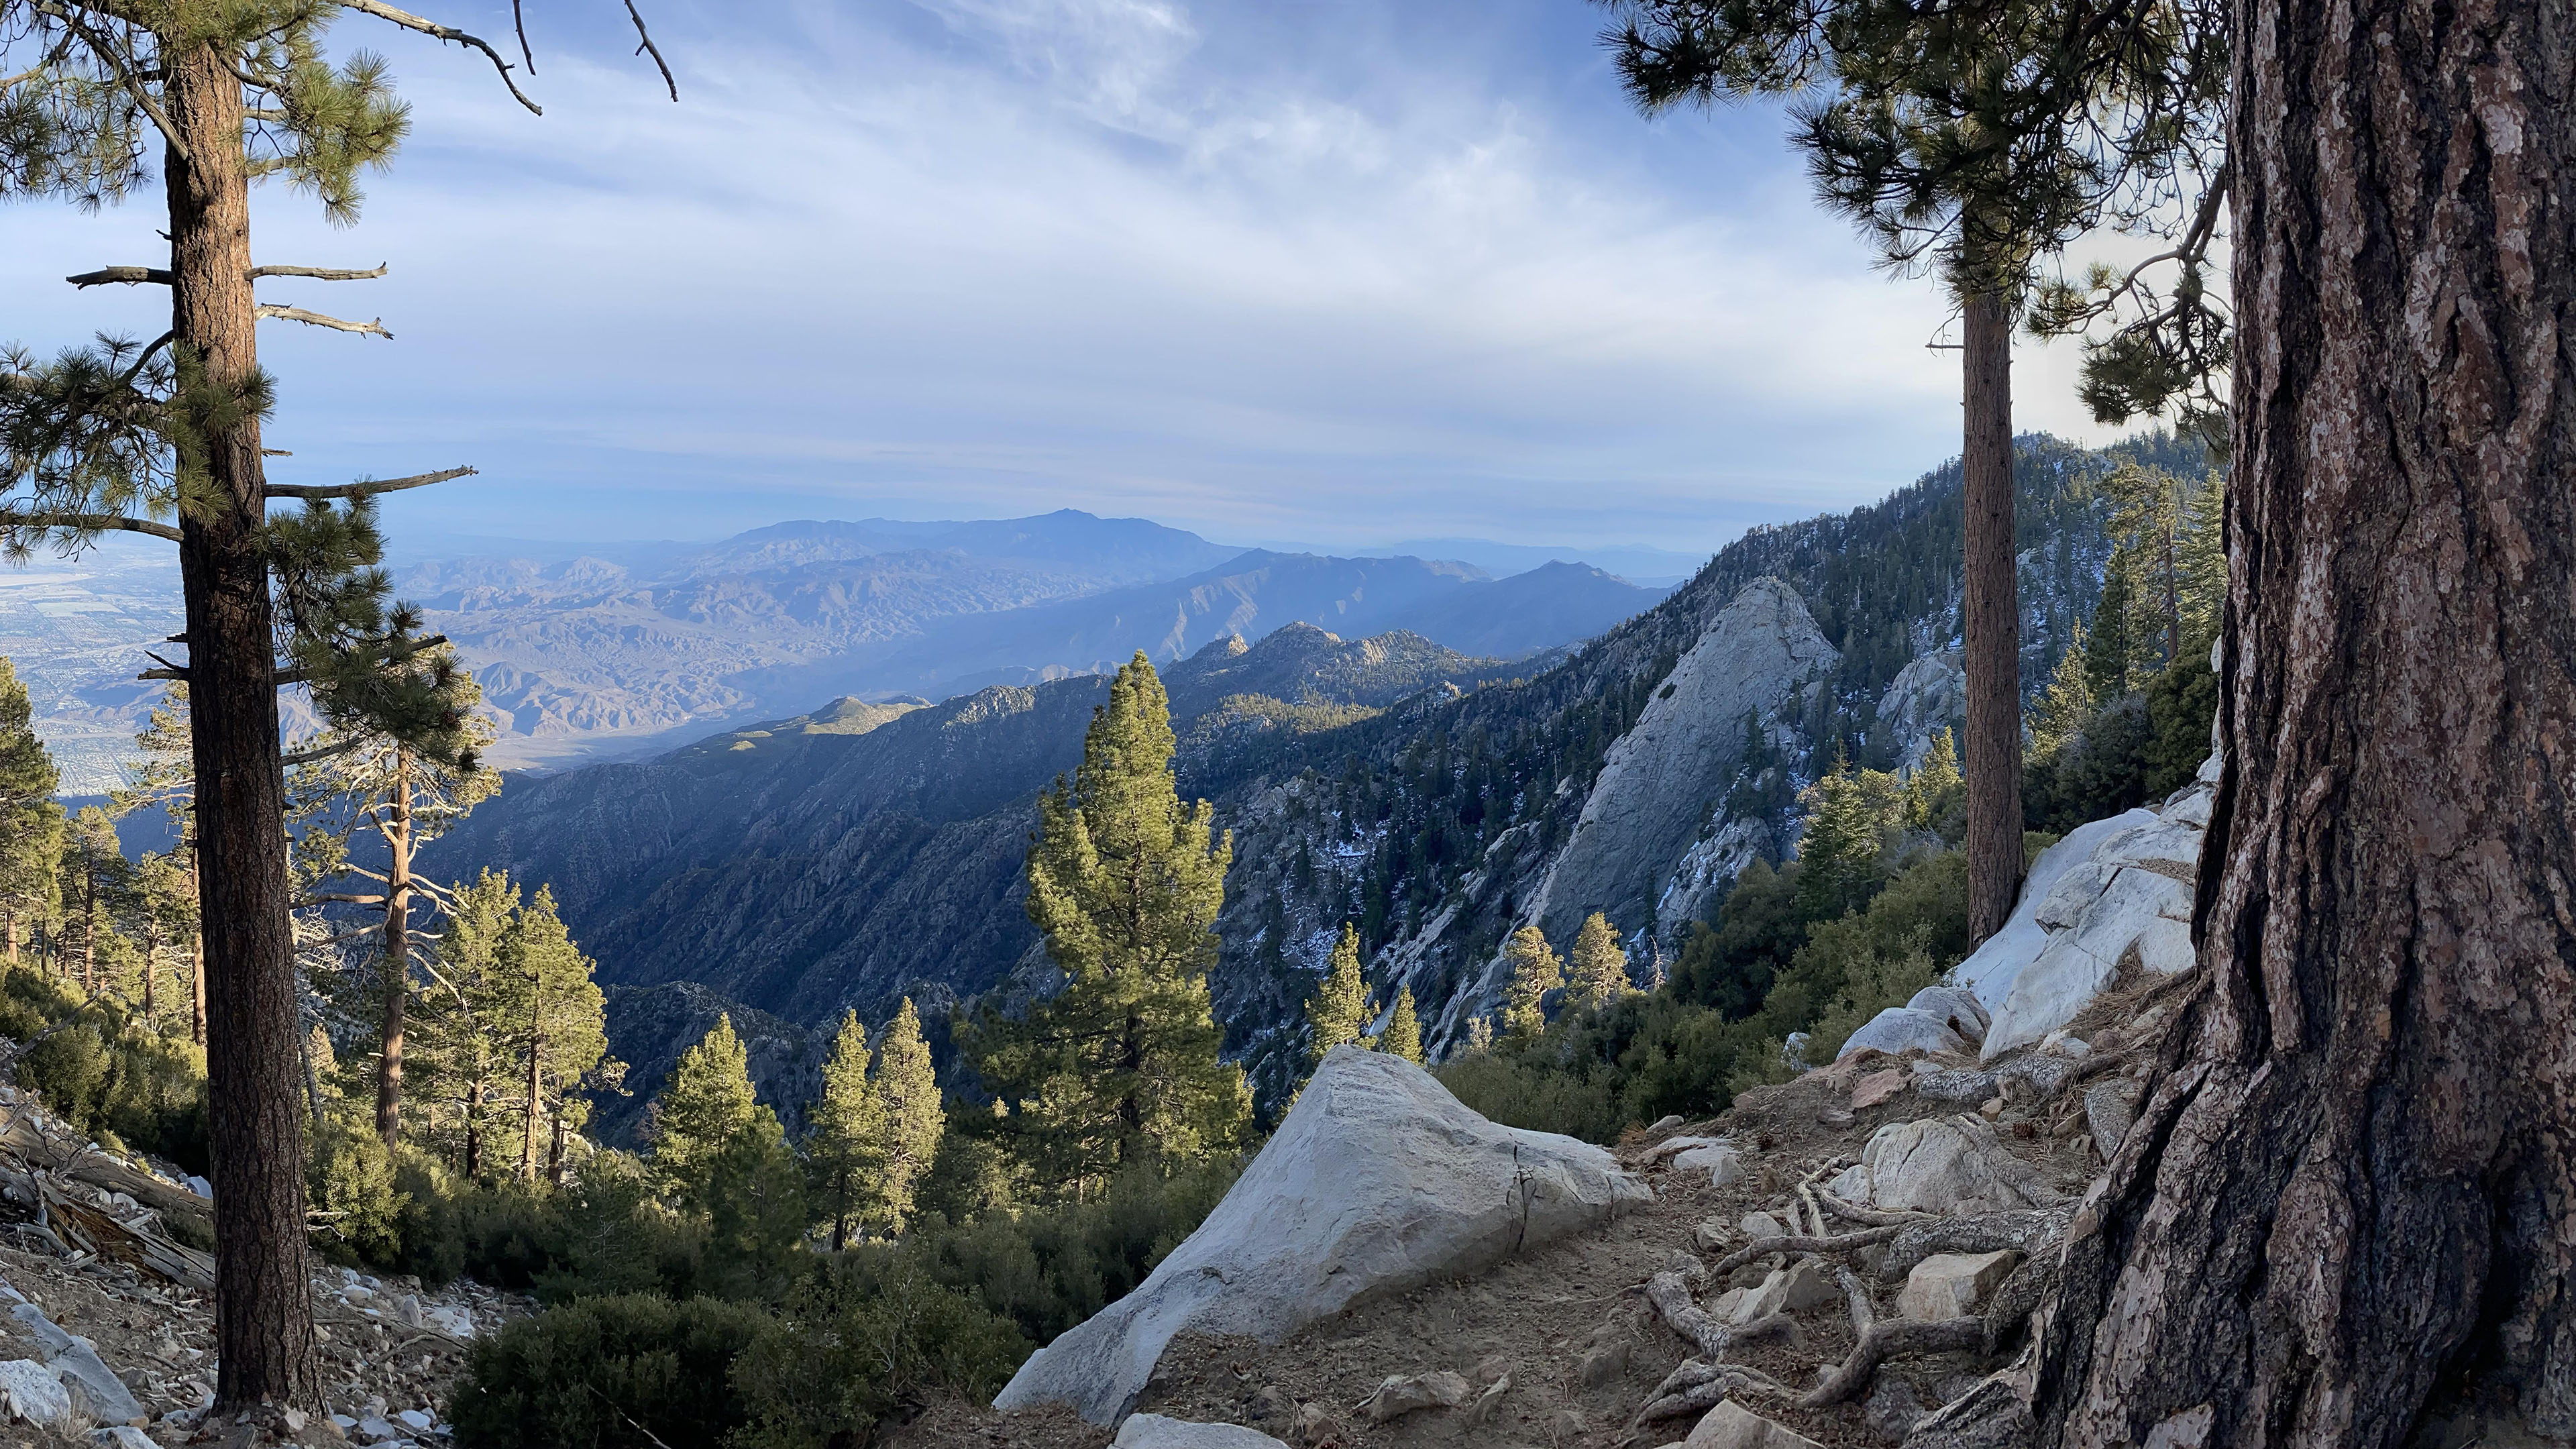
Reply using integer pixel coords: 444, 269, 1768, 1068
66, 266, 171, 287
33, 2, 191, 167
7, 511, 182, 543
306, 892, 389, 906
281, 738, 368, 767
254, 304, 392, 339
341, 0, 543, 115
266, 466, 473, 500
252, 264, 390, 281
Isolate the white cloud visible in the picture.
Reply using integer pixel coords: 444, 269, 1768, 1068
0, 0, 2147, 553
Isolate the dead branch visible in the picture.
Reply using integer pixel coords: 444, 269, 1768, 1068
66, 266, 171, 287
623, 0, 677, 100
256, 303, 392, 339
266, 466, 474, 500
1632, 1360, 1793, 1426
6, 509, 181, 543
1803, 1318, 1984, 1407
251, 263, 388, 281
343, 0, 543, 114
281, 737, 368, 767
1707, 1225, 1902, 1278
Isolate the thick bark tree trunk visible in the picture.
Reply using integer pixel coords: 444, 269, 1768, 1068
464, 1076, 484, 1179
164, 44, 320, 1413
520, 1038, 542, 1181
190, 929, 206, 1047
1960, 288, 2023, 943
2019, 0, 2576, 1442
376, 752, 412, 1150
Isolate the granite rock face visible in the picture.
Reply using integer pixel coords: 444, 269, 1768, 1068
1529, 578, 1837, 941
994, 1048, 1651, 1425
1874, 650, 1967, 770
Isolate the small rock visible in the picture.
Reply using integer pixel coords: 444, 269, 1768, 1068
1248, 1385, 1293, 1421
2040, 1030, 2093, 1059
357, 1417, 406, 1443
89, 1430, 157, 1449
1464, 1375, 1511, 1426
1978, 1096, 2006, 1118
1578, 1340, 1628, 1387
1733, 1260, 1839, 1322
1683, 1399, 1827, 1448
1692, 1217, 1734, 1252
1821, 1108, 1856, 1128
1738, 1211, 1785, 1240
1864, 1377, 1927, 1443
1469, 1354, 1510, 1385
1548, 1407, 1589, 1442
1285, 1403, 1340, 1448
396, 1409, 435, 1432
1648, 1114, 1686, 1134
1358, 1370, 1469, 1424
1896, 1250, 2021, 1320
0, 1358, 73, 1427
1710, 1287, 1748, 1322
1851, 1069, 1909, 1110
1672, 1142, 1746, 1188
1112, 1413, 1289, 1448
393, 1295, 422, 1329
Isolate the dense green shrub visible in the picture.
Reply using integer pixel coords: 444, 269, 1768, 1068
2143, 643, 2220, 796
447, 1293, 771, 1449
1, 969, 209, 1173
2026, 647, 2219, 833
308, 1114, 405, 1267
730, 1256, 1026, 1449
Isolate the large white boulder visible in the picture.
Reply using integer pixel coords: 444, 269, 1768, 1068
994, 1048, 1651, 1424
1983, 866, 2195, 1059
1905, 985, 1989, 1046
1835, 1008, 1968, 1061
1951, 810, 2157, 1008
1830, 1116, 2057, 1217
1114, 1414, 1289, 1448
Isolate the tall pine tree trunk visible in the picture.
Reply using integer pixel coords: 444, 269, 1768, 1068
1961, 288, 2023, 943
464, 1075, 484, 1179
521, 1038, 542, 1181
2023, 0, 2576, 1440
377, 752, 412, 1150
165, 43, 319, 1413
141, 926, 158, 1029
77, 865, 95, 995
190, 929, 206, 1047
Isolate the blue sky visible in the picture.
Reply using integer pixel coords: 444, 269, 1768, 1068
5, 0, 2132, 554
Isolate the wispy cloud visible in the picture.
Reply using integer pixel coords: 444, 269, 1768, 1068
1, 0, 2126, 553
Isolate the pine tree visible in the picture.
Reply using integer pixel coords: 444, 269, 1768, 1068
1380, 986, 1424, 1065
0, 7, 673, 1411
1795, 761, 1906, 919
411, 871, 518, 1180
58, 808, 131, 997
806, 1011, 885, 1252
975, 653, 1248, 1196
2086, 564, 2138, 698
0, 659, 61, 966
651, 1014, 763, 1203
494, 886, 609, 1183
2100, 463, 2190, 673
872, 998, 943, 1237
1305, 924, 1373, 1063
1464, 1014, 1495, 1053
1501, 926, 1563, 1039
1567, 912, 1632, 1012
1904, 728, 1964, 833
2031, 622, 2098, 756
2174, 472, 2226, 654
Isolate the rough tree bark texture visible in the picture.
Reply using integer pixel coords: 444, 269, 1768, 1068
165, 44, 321, 1413
377, 751, 412, 1150
2023, 0, 2576, 1442
1961, 289, 2023, 943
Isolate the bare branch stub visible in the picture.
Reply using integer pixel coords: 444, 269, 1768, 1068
5, 511, 184, 543
254, 304, 393, 339
68, 266, 173, 288
265, 466, 474, 502
341, 0, 543, 115
250, 264, 390, 282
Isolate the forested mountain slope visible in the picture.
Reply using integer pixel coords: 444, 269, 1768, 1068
435, 433, 2195, 1111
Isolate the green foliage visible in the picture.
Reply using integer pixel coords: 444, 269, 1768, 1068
1380, 986, 1423, 1065
650, 1015, 763, 1202
1501, 924, 1563, 1038
1304, 923, 1372, 1063
1668, 857, 1806, 1020
873, 999, 944, 1237
975, 653, 1248, 1195
2143, 645, 2220, 798
804, 1011, 885, 1252
1904, 728, 1964, 837
1567, 912, 1633, 1012
309, 1110, 405, 1267
2031, 621, 2097, 756
0, 659, 60, 951
1, 968, 208, 1171
729, 1257, 1025, 1449
1792, 760, 1907, 918
700, 1115, 806, 1302
447, 1293, 771, 1449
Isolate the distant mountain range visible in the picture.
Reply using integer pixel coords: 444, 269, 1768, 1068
1, 509, 1672, 789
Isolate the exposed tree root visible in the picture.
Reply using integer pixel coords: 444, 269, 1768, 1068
1819, 1191, 1938, 1227
1708, 1224, 1902, 1277
1833, 1263, 1876, 1336
1642, 1269, 1790, 1358
1632, 1360, 1794, 1426
1803, 1317, 1985, 1406
1876, 1207, 2076, 1283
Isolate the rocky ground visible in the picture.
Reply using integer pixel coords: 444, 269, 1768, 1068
894, 969, 2179, 1449
0, 1085, 527, 1446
